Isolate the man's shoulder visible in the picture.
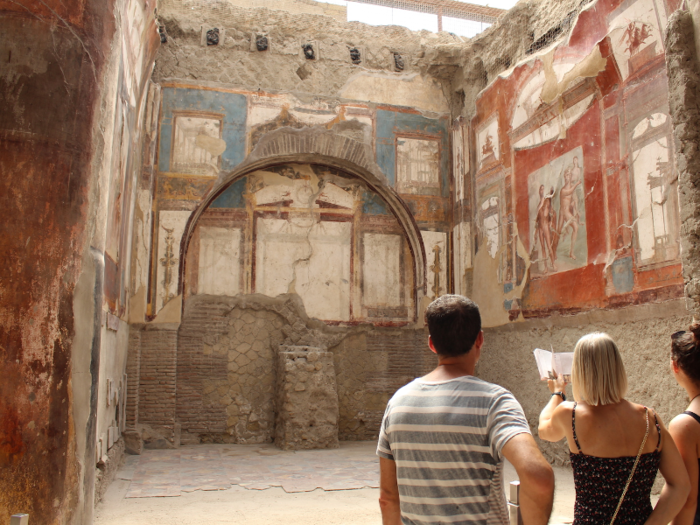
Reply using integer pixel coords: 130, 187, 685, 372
388, 376, 513, 403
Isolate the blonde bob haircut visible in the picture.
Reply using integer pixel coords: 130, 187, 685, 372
571, 333, 628, 406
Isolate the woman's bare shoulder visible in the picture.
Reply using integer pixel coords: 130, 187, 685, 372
669, 411, 700, 441
552, 400, 576, 418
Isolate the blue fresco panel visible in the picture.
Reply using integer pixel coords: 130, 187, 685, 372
158, 87, 247, 173
210, 177, 247, 209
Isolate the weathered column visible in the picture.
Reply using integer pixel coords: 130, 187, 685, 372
666, 10, 700, 317
274, 345, 339, 450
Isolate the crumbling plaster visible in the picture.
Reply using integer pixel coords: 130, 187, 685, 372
178, 123, 429, 317
154, 0, 590, 116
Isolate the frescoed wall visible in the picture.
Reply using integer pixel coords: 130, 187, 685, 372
185, 163, 415, 323
461, 0, 684, 326
147, 85, 451, 324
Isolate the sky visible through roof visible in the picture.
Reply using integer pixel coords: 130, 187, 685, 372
321, 0, 519, 37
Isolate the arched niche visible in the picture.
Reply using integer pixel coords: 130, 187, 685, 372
177, 126, 427, 323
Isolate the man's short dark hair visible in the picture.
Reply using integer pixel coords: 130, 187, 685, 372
425, 295, 481, 357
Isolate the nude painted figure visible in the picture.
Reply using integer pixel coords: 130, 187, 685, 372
534, 184, 558, 272
557, 165, 583, 260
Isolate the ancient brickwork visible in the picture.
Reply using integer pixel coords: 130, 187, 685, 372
125, 327, 141, 428
138, 328, 179, 441
178, 302, 286, 443
172, 294, 347, 443
275, 346, 339, 450
333, 328, 434, 440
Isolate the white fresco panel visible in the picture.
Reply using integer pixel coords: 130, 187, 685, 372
477, 116, 499, 169
363, 233, 402, 307
422, 230, 448, 300
198, 226, 242, 296
452, 120, 469, 202
171, 116, 223, 176
632, 137, 670, 262
608, 0, 665, 80
156, 210, 191, 312
453, 222, 472, 295
396, 138, 440, 195
255, 217, 351, 321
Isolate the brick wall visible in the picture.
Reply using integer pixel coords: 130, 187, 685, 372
138, 327, 178, 440
334, 328, 433, 440
176, 300, 231, 438
177, 297, 287, 444
125, 327, 141, 428
129, 294, 434, 445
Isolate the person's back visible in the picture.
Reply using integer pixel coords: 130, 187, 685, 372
567, 400, 662, 525
377, 295, 554, 525
377, 375, 528, 524
539, 332, 689, 525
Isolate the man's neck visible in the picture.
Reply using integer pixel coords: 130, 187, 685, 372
423, 355, 476, 381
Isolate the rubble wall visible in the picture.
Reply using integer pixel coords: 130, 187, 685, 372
665, 9, 700, 317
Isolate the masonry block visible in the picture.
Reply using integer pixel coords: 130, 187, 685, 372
274, 345, 339, 450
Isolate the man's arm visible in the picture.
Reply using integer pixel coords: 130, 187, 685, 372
379, 457, 402, 525
501, 433, 555, 525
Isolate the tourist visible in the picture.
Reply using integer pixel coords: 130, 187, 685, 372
538, 333, 689, 525
377, 295, 554, 525
668, 322, 700, 525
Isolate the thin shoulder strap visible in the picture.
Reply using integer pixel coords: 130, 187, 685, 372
684, 410, 700, 426
652, 411, 661, 452
609, 407, 650, 525
572, 401, 583, 454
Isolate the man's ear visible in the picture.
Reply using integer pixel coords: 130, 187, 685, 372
428, 336, 438, 355
473, 330, 484, 361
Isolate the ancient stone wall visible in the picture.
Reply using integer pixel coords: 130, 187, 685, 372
155, 0, 458, 106
178, 300, 286, 443
124, 293, 435, 446
274, 345, 340, 450
665, 9, 700, 317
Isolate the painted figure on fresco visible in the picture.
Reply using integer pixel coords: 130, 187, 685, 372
557, 164, 583, 260
620, 21, 652, 56
481, 134, 497, 167
534, 184, 558, 272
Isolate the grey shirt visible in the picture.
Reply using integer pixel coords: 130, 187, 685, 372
377, 375, 530, 525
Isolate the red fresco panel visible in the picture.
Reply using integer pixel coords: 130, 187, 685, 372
567, 5, 608, 54
597, 37, 623, 97
635, 263, 683, 290
523, 264, 607, 313
514, 103, 606, 311
604, 116, 623, 245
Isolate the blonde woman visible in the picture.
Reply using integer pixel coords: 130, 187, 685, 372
538, 333, 689, 525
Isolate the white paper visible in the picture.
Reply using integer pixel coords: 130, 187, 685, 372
533, 348, 574, 380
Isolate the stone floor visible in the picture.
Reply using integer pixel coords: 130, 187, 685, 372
96, 442, 579, 525
124, 442, 380, 497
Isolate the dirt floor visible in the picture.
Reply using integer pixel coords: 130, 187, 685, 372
94, 442, 583, 525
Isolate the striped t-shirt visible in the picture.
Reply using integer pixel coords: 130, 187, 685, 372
376, 375, 530, 525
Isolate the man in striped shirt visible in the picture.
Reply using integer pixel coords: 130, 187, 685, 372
377, 295, 554, 525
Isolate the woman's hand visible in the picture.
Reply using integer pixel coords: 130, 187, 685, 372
538, 374, 570, 443
547, 374, 568, 394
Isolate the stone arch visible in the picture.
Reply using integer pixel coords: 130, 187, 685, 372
178, 124, 427, 319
